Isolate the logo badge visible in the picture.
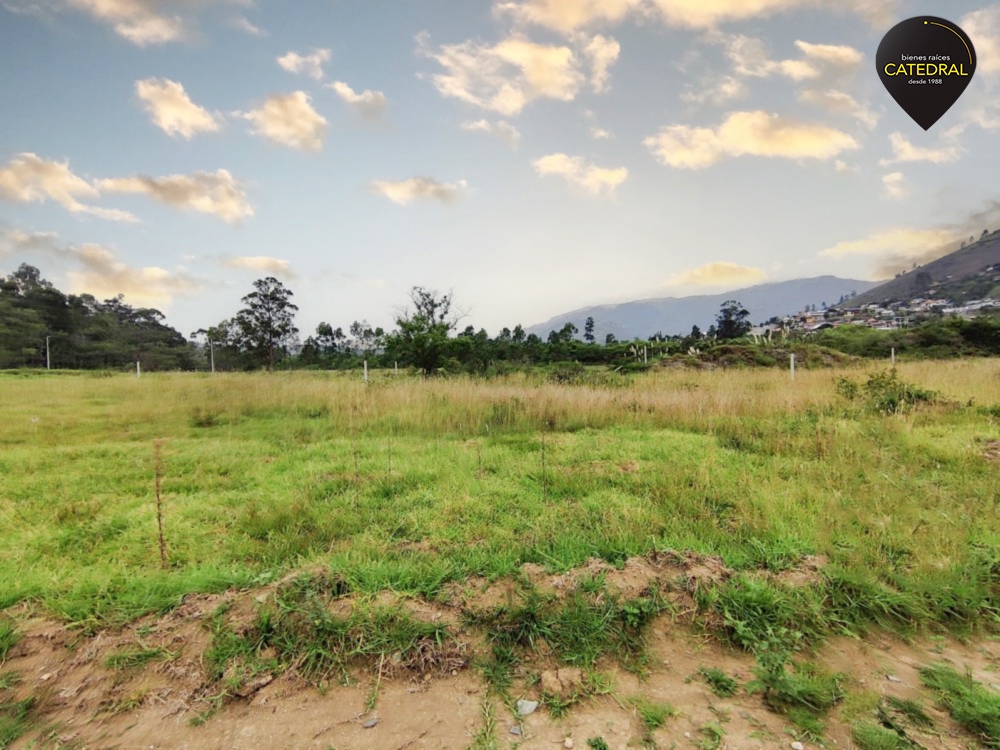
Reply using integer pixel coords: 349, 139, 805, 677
876, 17, 977, 130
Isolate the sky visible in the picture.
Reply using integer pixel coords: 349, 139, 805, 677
2, 0, 1000, 338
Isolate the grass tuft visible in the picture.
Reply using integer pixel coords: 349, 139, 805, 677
919, 663, 1000, 746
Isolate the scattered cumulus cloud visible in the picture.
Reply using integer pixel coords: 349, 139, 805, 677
418, 31, 587, 116
494, 0, 640, 34
63, 0, 245, 46
236, 92, 327, 152
961, 6, 1000, 74
96, 169, 253, 224
461, 119, 522, 149
0, 228, 199, 309
277, 48, 331, 80
0, 152, 137, 222
680, 75, 747, 105
532, 153, 628, 196
882, 172, 907, 201
135, 78, 221, 139
644, 110, 858, 169
798, 88, 878, 127
664, 261, 766, 288
589, 126, 612, 139
371, 177, 468, 206
219, 255, 296, 278
327, 81, 388, 121
879, 132, 960, 166
818, 228, 954, 259
580, 33, 620, 92
231, 15, 267, 37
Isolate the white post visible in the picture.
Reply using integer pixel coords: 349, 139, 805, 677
210, 340, 215, 374
891, 347, 896, 367
363, 360, 369, 383
644, 347, 648, 364
394, 361, 398, 375
46, 336, 50, 370
790, 353, 796, 381
136, 361, 141, 379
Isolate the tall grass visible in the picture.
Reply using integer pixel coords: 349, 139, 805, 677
0, 362, 997, 630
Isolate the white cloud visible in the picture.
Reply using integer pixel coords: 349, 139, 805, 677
834, 159, 854, 172
277, 48, 331, 80
0, 152, 137, 222
219, 255, 296, 278
818, 228, 953, 259
461, 119, 522, 149
327, 81, 388, 121
96, 169, 253, 224
236, 92, 327, 152
680, 75, 747, 105
961, 6, 1000, 74
589, 126, 612, 139
794, 40, 863, 68
882, 172, 907, 201
0, 228, 199, 309
644, 110, 858, 169
798, 89, 878, 127
533, 153, 628, 196
64, 0, 244, 46
232, 15, 267, 37
581, 33, 620, 92
725, 35, 820, 80
371, 177, 469, 206
135, 78, 221, 139
664, 261, 766, 288
418, 32, 586, 116
495, 0, 641, 33
878, 132, 960, 166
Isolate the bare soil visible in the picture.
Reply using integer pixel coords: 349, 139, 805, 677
3, 554, 998, 749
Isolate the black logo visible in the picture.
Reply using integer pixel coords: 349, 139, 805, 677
876, 17, 977, 130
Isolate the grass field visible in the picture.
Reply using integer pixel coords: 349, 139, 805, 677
1, 361, 999, 639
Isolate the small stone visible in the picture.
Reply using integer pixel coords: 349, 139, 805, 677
564, 739, 574, 749
516, 699, 539, 716
254, 593, 268, 603
887, 675, 902, 683
510, 726, 522, 736
684, 733, 691, 739
363, 718, 379, 729
451, 670, 458, 676
791, 742, 805, 750
423, 673, 431, 681
39, 673, 52, 682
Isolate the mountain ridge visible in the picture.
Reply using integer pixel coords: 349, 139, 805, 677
527, 276, 880, 341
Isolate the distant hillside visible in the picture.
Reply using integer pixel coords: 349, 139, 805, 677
845, 231, 1000, 308
527, 276, 880, 341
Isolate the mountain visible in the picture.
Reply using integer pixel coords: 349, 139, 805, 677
527, 276, 880, 341
843, 231, 1000, 308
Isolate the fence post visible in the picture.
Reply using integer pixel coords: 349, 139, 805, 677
363, 360, 369, 383
891, 347, 896, 367
136, 361, 141, 379
790, 353, 796, 381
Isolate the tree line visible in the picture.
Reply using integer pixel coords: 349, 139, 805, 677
5, 264, 998, 373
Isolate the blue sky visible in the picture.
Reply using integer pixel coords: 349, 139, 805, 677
2, 0, 999, 338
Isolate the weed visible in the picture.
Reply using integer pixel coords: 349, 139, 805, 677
0, 695, 34, 748
698, 721, 726, 750
0, 621, 17, 663
587, 739, 610, 750
851, 721, 913, 750
699, 666, 739, 698
919, 663, 1000, 746
105, 646, 173, 671
884, 696, 933, 729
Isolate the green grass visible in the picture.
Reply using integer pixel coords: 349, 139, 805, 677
0, 364, 998, 653
105, 646, 174, 670
698, 666, 739, 698
851, 722, 914, 750
919, 663, 1000, 746
0, 621, 17, 663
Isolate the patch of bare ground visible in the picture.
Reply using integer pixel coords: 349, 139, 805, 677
985, 439, 1000, 463
2, 553, 997, 749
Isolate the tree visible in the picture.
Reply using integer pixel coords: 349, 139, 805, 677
715, 300, 752, 340
233, 277, 299, 371
388, 287, 457, 375
605, 333, 617, 345
583, 316, 595, 344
